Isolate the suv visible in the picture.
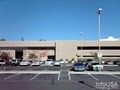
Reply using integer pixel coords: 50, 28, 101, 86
10, 59, 19, 66
45, 59, 53, 65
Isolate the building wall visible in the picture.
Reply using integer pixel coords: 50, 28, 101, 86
0, 40, 120, 61
23, 50, 54, 60
55, 41, 77, 61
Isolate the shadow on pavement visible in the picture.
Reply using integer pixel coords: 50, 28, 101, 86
78, 81, 97, 89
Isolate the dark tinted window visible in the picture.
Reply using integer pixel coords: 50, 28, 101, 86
74, 63, 84, 66
0, 60, 4, 62
92, 63, 99, 65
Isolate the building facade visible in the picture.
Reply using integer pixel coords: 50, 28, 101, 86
0, 40, 120, 61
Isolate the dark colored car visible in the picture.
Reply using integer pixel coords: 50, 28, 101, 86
113, 60, 120, 65
72, 63, 85, 71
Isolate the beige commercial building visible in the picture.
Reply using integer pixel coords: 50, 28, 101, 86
0, 39, 120, 61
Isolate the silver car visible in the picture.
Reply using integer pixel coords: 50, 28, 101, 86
72, 63, 85, 71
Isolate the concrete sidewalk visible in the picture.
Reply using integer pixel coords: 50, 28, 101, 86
0, 70, 120, 74
0, 71, 60, 74
69, 71, 120, 74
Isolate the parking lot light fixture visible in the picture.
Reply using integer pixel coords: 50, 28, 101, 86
97, 8, 102, 72
80, 32, 83, 61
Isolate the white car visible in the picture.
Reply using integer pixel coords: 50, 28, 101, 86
20, 60, 31, 66
54, 61, 61, 66
10, 59, 18, 66
0, 60, 5, 66
45, 59, 53, 65
59, 60, 65, 64
92, 62, 104, 71
31, 60, 41, 66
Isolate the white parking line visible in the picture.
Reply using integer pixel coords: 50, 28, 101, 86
88, 73, 98, 81
44, 69, 47, 71
108, 74, 120, 80
57, 69, 62, 80
30, 73, 40, 80
4, 73, 20, 80
67, 69, 71, 80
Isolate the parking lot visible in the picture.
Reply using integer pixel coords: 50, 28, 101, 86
0, 65, 120, 90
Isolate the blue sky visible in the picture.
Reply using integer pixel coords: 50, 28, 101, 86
0, 0, 120, 41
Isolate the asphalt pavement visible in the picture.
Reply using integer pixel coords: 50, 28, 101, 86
0, 64, 120, 90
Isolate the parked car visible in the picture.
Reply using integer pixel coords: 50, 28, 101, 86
113, 60, 120, 65
20, 60, 31, 66
72, 62, 85, 71
45, 59, 54, 65
10, 59, 19, 66
31, 60, 41, 66
0, 60, 6, 66
92, 62, 103, 71
87, 62, 103, 71
39, 61, 43, 64
59, 60, 65, 64
5, 60, 11, 66
54, 61, 61, 66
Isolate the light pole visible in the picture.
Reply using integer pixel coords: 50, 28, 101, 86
97, 8, 102, 71
80, 32, 83, 61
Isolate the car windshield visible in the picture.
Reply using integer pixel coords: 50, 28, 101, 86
74, 63, 84, 66
46, 60, 52, 61
92, 63, 99, 65
33, 60, 39, 62
0, 60, 4, 62
12, 60, 16, 61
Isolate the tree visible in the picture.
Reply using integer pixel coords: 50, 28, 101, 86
39, 39, 47, 41
71, 58, 75, 61
0, 38, 6, 41
90, 52, 98, 60
0, 51, 11, 61
28, 53, 38, 59
39, 39, 42, 41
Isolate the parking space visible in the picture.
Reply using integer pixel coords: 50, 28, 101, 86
0, 66, 120, 81
29, 66, 48, 71
0, 65, 120, 90
33, 74, 58, 80
71, 74, 96, 85
47, 66, 61, 71
115, 74, 120, 77
90, 74, 120, 82
104, 66, 120, 71
0, 74, 15, 80
0, 73, 120, 81
0, 73, 119, 89
7, 74, 36, 80
0, 66, 32, 71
